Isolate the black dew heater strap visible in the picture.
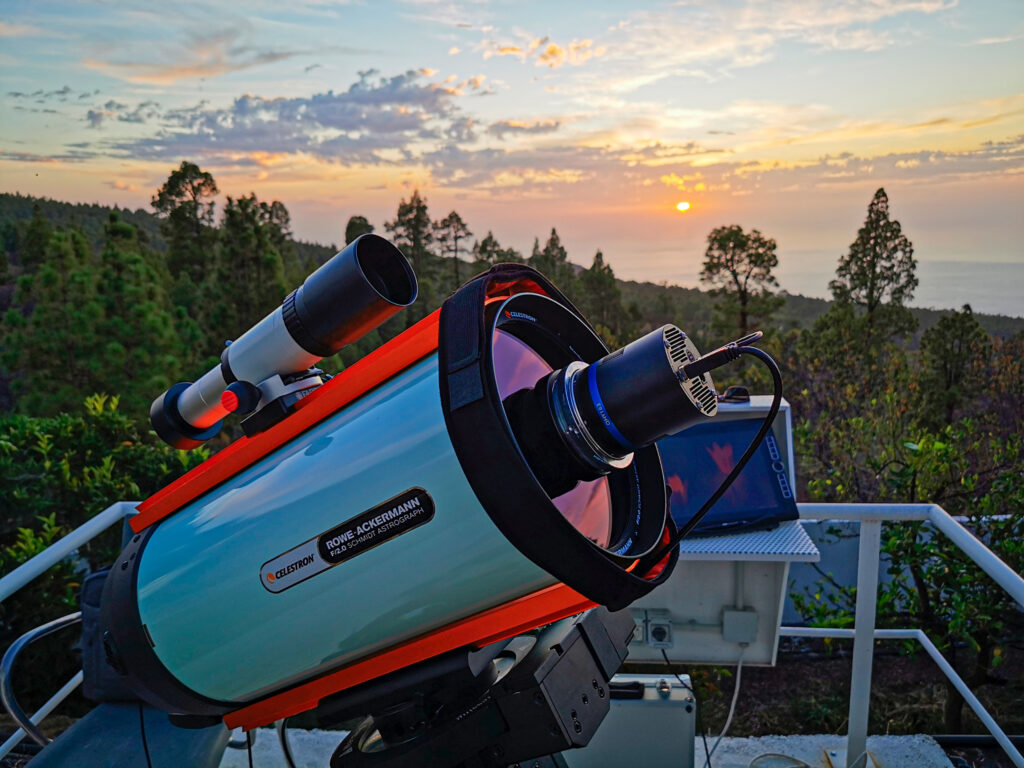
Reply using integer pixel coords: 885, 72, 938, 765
438, 264, 678, 611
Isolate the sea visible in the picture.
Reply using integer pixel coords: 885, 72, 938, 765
773, 259, 1024, 318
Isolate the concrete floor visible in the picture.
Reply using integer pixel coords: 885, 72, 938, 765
219, 729, 954, 768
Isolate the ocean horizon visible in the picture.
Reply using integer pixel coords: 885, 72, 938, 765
776, 259, 1024, 319
642, 258, 1023, 319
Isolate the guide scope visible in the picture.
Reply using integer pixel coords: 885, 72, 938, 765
149, 233, 417, 448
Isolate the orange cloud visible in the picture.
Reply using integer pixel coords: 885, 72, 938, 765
536, 39, 606, 68
484, 35, 605, 68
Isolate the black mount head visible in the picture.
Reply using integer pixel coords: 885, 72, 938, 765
319, 608, 635, 768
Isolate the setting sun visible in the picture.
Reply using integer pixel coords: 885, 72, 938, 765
676, 201, 691, 212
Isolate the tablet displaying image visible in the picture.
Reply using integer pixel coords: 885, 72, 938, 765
658, 418, 797, 536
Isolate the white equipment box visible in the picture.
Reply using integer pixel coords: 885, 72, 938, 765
627, 397, 820, 666
561, 674, 695, 768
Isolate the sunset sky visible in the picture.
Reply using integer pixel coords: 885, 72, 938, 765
2, 0, 1022, 313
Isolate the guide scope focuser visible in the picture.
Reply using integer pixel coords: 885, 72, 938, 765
101, 260, 752, 736
150, 233, 417, 448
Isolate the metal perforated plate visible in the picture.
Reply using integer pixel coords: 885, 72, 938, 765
677, 520, 819, 562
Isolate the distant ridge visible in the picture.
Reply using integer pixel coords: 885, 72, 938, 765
2, 192, 1021, 339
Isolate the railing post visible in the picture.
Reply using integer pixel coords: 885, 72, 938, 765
847, 520, 881, 768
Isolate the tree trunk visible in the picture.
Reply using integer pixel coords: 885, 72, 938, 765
944, 679, 964, 732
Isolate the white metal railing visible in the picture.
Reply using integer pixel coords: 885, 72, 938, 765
792, 503, 1024, 768
0, 501, 138, 760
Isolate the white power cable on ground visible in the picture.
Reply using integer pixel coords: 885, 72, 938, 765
704, 646, 746, 768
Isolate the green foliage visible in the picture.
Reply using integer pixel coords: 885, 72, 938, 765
0, 193, 166, 259
96, 214, 186, 415
0, 394, 208, 538
432, 210, 472, 286
385, 190, 433, 271
576, 250, 627, 346
20, 203, 53, 272
151, 160, 218, 284
700, 224, 784, 338
0, 511, 81, 710
344, 215, 374, 245
0, 395, 207, 707
206, 193, 290, 345
780, 187, 1023, 731
0, 513, 79, 625
471, 231, 523, 271
385, 190, 439, 324
919, 304, 990, 428
830, 187, 918, 342
2, 229, 107, 415
529, 228, 575, 293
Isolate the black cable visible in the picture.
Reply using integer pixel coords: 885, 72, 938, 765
277, 718, 297, 768
247, 729, 255, 768
660, 648, 712, 768
138, 703, 154, 768
646, 345, 783, 571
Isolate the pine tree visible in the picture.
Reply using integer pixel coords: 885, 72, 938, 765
471, 231, 523, 272
798, 189, 920, 415
151, 161, 218, 285
345, 215, 374, 245
206, 195, 289, 348
385, 191, 436, 325
578, 250, 625, 345
700, 224, 783, 339
830, 187, 918, 340
529, 228, 574, 291
20, 204, 52, 273
385, 191, 433, 272
1, 229, 106, 414
95, 213, 188, 416
432, 211, 472, 287
920, 304, 990, 427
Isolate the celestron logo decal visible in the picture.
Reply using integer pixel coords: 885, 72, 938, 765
503, 309, 536, 322
260, 488, 435, 593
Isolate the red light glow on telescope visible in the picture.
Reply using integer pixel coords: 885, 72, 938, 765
221, 390, 240, 412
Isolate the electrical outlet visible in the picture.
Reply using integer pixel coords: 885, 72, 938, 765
647, 610, 673, 648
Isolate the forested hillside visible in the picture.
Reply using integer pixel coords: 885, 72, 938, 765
3, 192, 1021, 351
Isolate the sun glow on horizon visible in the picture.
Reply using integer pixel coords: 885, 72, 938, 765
676, 201, 691, 212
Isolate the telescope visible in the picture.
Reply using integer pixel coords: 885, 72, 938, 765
102, 245, 772, 759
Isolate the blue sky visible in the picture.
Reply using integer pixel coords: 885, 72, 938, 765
2, 0, 1022, 311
